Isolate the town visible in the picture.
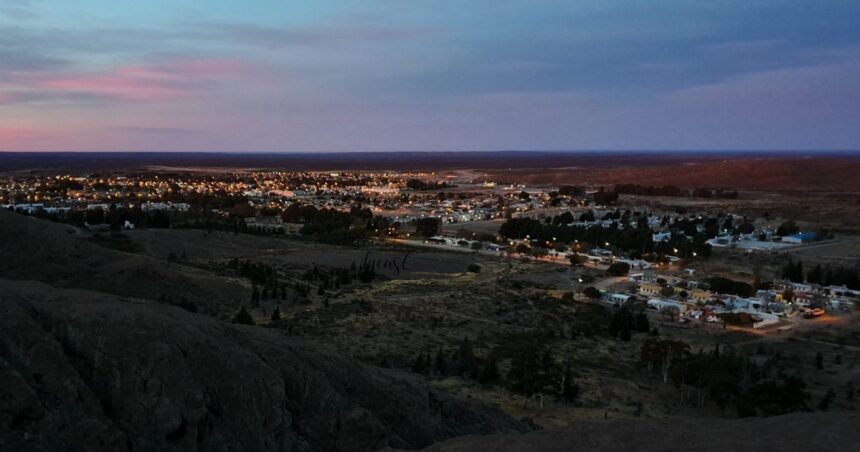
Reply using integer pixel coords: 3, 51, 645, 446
3, 168, 857, 337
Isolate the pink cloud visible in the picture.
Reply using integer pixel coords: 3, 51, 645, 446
0, 126, 39, 144
34, 58, 255, 102
0, 91, 19, 104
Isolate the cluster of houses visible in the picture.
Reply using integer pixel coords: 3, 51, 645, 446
599, 273, 858, 329
2, 203, 71, 215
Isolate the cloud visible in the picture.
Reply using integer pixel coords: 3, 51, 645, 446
14, 58, 257, 102
185, 21, 440, 49
698, 39, 784, 56
109, 126, 201, 136
665, 57, 860, 120
0, 48, 67, 72
0, 0, 39, 20
0, 126, 36, 141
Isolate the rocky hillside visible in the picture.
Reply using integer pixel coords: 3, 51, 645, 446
420, 412, 860, 452
0, 279, 525, 451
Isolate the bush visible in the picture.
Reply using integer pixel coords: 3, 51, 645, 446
584, 286, 601, 299
606, 262, 631, 276
232, 307, 254, 325
467, 263, 482, 273
720, 312, 756, 325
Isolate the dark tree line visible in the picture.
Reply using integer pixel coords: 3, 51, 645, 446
405, 179, 449, 191
805, 262, 860, 289
614, 184, 738, 199
28, 205, 172, 229
641, 339, 810, 416
298, 205, 376, 245
499, 212, 711, 259
706, 277, 755, 298
410, 338, 579, 408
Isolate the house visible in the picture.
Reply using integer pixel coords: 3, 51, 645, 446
639, 282, 663, 296
604, 293, 632, 305
652, 231, 672, 242
688, 289, 711, 304
647, 299, 687, 314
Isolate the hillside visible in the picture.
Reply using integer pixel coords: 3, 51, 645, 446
0, 279, 525, 451
0, 212, 526, 451
421, 412, 860, 452
0, 210, 248, 316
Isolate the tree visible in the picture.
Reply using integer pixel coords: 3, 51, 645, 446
619, 324, 632, 342
640, 339, 690, 384
507, 347, 561, 409
250, 286, 261, 308
777, 220, 799, 236
480, 353, 500, 384
271, 307, 281, 322
232, 307, 254, 325
782, 260, 804, 282
660, 285, 675, 298
815, 351, 824, 370
706, 277, 755, 297
819, 388, 836, 411
807, 264, 823, 285
414, 217, 441, 237
457, 336, 477, 377
558, 185, 585, 197
435, 347, 447, 375
736, 377, 810, 417
561, 362, 579, 403
609, 306, 634, 339
635, 311, 650, 333
568, 253, 584, 266
412, 351, 428, 374
584, 286, 601, 299
85, 207, 105, 225
606, 262, 631, 276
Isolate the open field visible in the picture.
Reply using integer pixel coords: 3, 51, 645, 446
482, 156, 860, 192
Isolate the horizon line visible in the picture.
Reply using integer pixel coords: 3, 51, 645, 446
2, 149, 860, 155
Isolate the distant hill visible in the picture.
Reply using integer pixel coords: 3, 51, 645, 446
0, 210, 248, 316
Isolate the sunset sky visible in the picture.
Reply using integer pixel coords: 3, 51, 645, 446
1, 0, 859, 152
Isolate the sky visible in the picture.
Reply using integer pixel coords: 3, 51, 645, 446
1, 0, 859, 152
